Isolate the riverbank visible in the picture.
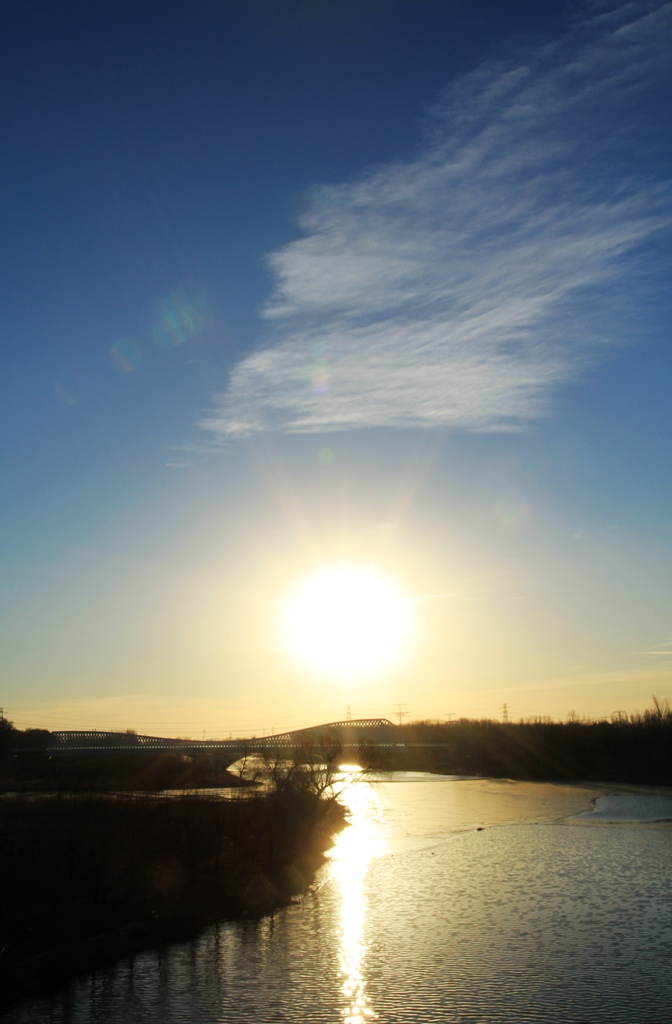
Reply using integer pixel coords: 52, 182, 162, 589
0, 786, 346, 1008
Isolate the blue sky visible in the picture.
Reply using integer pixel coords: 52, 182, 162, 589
2, 0, 671, 735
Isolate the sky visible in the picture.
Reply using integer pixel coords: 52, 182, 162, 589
2, 0, 671, 737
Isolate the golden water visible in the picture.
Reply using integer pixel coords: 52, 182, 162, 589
7, 773, 672, 1023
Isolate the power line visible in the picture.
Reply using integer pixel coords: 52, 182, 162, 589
394, 703, 409, 726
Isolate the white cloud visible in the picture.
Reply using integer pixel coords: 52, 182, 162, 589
203, 0, 671, 441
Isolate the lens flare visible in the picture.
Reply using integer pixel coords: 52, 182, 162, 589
110, 336, 143, 373
152, 291, 211, 349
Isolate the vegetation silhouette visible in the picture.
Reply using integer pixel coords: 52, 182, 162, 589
0, 732, 347, 1008
395, 697, 672, 784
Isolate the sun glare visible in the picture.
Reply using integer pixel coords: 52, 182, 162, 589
280, 564, 410, 678
327, 771, 385, 1022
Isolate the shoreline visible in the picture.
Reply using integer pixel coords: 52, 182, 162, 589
4, 773, 672, 1009
0, 873, 316, 1008
0, 788, 346, 1009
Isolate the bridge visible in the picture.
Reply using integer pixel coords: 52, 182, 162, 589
45, 718, 403, 768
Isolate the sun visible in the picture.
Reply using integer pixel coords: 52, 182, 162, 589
280, 564, 411, 679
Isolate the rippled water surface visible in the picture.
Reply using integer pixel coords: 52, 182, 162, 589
6, 775, 672, 1024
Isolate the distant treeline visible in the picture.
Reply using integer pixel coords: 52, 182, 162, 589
396, 699, 672, 785
2, 699, 672, 787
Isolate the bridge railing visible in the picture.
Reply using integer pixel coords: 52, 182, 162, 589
43, 719, 404, 757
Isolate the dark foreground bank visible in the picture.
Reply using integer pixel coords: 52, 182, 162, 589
0, 786, 345, 1008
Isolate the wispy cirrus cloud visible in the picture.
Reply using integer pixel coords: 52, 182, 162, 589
642, 635, 672, 659
203, 0, 671, 441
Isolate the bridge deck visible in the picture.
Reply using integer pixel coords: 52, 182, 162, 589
42, 719, 404, 764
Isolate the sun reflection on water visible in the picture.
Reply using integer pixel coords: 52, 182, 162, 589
327, 768, 387, 1024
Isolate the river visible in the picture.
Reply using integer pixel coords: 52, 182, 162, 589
5, 773, 672, 1023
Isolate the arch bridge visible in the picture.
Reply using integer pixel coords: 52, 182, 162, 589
45, 718, 403, 768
